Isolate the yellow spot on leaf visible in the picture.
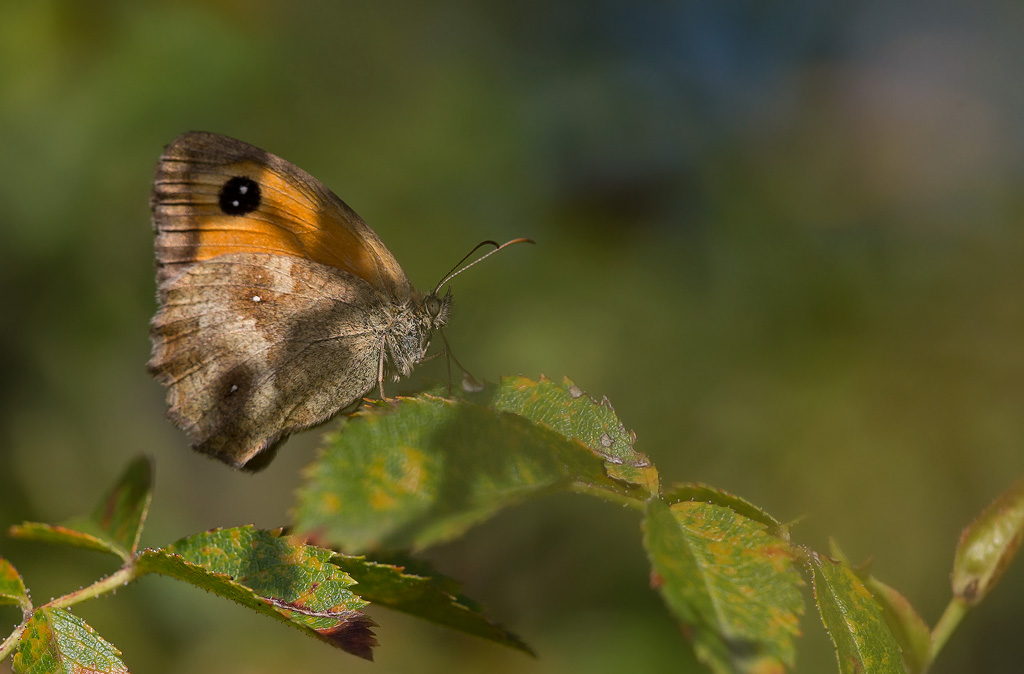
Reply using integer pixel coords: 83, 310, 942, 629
366, 446, 429, 511
320, 493, 340, 514
395, 446, 427, 494
368, 488, 396, 511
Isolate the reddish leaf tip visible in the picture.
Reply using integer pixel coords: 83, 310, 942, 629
315, 612, 379, 660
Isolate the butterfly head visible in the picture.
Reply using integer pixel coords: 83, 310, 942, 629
423, 287, 452, 326
413, 287, 452, 355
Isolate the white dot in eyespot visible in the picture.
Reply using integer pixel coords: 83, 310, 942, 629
231, 200, 240, 208
252, 295, 261, 302
238, 184, 249, 194
229, 384, 238, 393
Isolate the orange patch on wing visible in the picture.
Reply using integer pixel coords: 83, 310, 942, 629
176, 160, 387, 289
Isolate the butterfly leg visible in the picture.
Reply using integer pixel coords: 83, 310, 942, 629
377, 335, 388, 401
439, 329, 484, 394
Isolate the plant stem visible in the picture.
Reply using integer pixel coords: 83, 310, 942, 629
47, 564, 137, 609
0, 565, 137, 662
930, 597, 969, 660
0, 621, 27, 662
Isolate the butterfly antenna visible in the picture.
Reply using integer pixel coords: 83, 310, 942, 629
432, 237, 534, 295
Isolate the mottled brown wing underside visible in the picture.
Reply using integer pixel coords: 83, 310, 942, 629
151, 131, 411, 301
148, 253, 386, 468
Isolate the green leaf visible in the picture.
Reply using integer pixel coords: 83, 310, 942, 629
951, 476, 1024, 605
295, 386, 644, 552
9, 457, 152, 562
480, 375, 659, 493
0, 557, 30, 611
864, 575, 932, 674
642, 497, 803, 674
136, 526, 375, 660
12, 607, 128, 674
808, 551, 904, 674
6, 523, 121, 559
826, 540, 931, 674
664, 483, 785, 538
332, 553, 533, 656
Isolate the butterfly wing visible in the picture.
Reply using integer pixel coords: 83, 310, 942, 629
149, 253, 387, 469
151, 131, 411, 301
149, 132, 411, 468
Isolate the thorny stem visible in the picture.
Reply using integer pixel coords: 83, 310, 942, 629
930, 597, 969, 662
47, 564, 137, 609
0, 617, 28, 662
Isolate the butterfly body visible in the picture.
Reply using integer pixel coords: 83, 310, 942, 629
148, 132, 450, 469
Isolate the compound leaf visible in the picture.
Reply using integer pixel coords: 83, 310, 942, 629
332, 554, 532, 655
643, 497, 803, 673
12, 607, 127, 674
809, 552, 904, 674
9, 457, 152, 562
295, 381, 646, 552
136, 526, 375, 660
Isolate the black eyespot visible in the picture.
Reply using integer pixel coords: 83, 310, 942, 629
218, 176, 261, 215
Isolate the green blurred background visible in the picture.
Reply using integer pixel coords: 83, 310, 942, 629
2, 1, 1023, 672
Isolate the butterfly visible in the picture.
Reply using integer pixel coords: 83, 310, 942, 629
148, 132, 528, 470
